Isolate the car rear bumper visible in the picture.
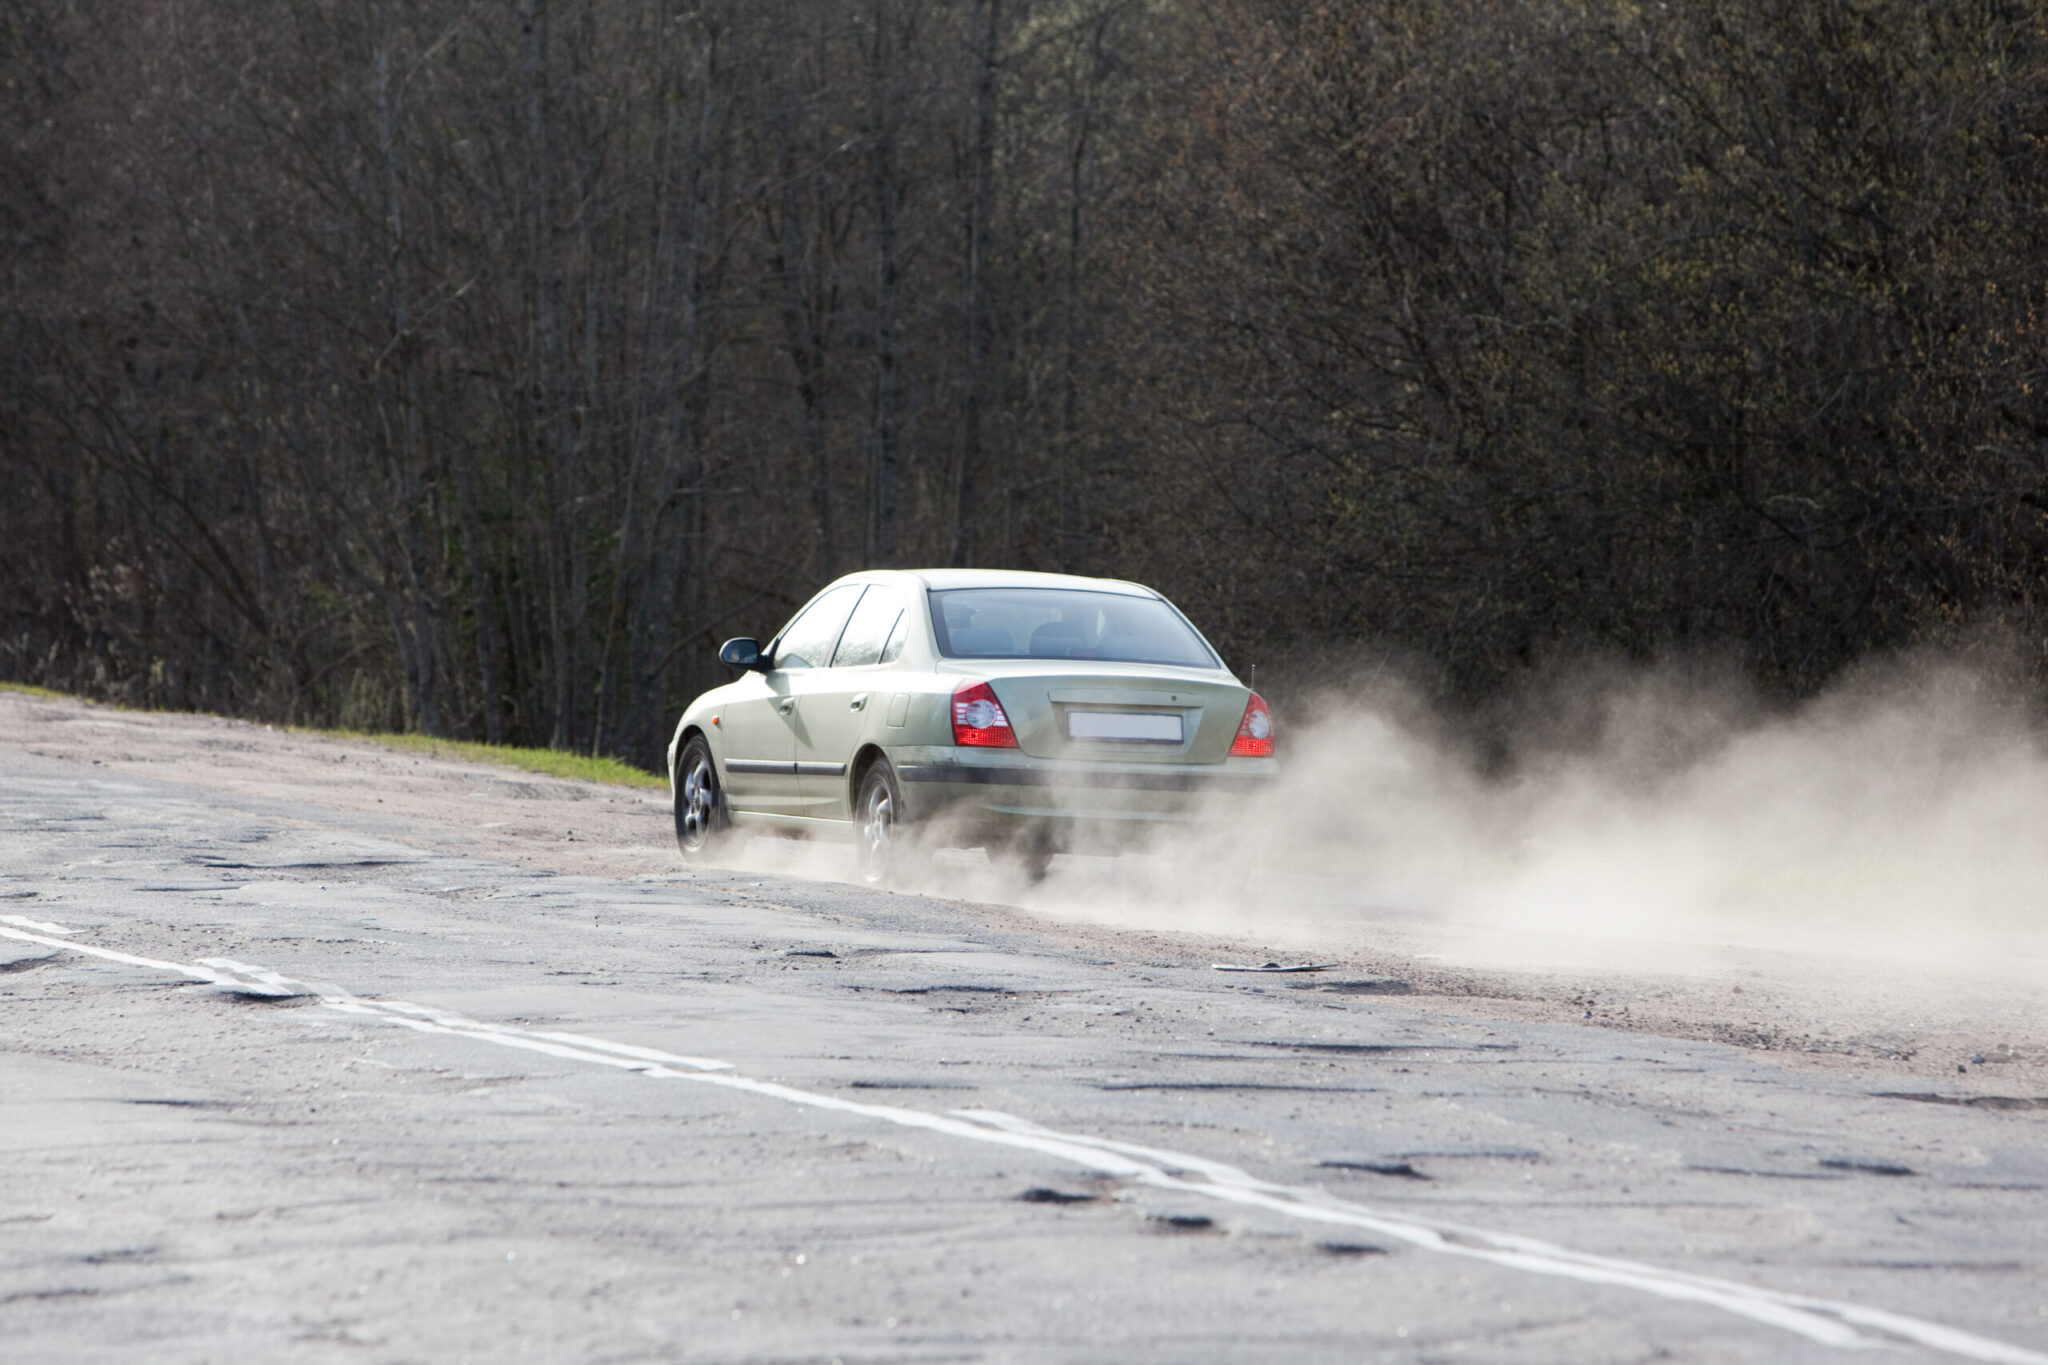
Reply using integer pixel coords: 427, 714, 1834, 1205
893, 749, 1277, 832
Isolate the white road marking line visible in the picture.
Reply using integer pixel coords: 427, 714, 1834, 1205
8, 925, 2044, 1364
0, 913, 81, 935
955, 1114, 2042, 1361
183, 954, 734, 1072
3, 924, 222, 979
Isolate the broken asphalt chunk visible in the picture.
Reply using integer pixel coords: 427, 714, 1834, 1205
1320, 1158, 1429, 1180
1819, 1158, 1917, 1177
1313, 977, 1413, 995
1875, 1091, 2048, 1111
1236, 1039, 1516, 1055
1153, 1213, 1216, 1231
1316, 1241, 1389, 1257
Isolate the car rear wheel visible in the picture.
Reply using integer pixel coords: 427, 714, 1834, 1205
1019, 832, 1056, 885
673, 735, 728, 859
855, 759, 907, 886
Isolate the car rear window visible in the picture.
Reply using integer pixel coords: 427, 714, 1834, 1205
929, 588, 1218, 668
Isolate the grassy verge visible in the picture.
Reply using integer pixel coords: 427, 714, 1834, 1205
1, 679, 664, 790
326, 731, 668, 790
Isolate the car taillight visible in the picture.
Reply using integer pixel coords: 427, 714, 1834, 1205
951, 679, 1018, 748
1229, 690, 1274, 757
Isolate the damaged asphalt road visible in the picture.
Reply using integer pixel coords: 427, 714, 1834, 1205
2, 699, 2046, 1363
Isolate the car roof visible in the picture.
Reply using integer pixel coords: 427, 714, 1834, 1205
896, 568, 1158, 597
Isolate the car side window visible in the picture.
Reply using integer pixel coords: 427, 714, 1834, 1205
831, 586, 907, 668
878, 608, 909, 665
770, 584, 863, 670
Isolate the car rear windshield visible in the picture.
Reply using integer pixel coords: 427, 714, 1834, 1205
929, 588, 1218, 668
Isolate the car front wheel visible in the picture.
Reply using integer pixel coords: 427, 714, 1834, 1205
672, 735, 728, 859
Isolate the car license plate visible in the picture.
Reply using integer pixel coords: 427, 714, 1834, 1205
1067, 711, 1182, 743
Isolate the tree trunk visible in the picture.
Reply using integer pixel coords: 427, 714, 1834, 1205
952, 0, 999, 567
865, 0, 904, 568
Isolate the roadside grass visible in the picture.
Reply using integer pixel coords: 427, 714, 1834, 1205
1, 678, 664, 790
322, 731, 668, 790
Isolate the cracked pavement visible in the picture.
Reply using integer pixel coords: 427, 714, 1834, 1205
3, 691, 2046, 1363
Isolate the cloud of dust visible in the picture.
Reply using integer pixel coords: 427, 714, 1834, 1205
962, 654, 2048, 984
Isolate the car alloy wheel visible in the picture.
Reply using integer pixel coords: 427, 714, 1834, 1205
855, 761, 901, 885
673, 737, 725, 856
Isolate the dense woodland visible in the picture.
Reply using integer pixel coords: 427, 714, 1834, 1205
5, 0, 2047, 768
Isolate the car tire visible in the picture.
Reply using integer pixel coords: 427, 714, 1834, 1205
854, 758, 909, 886
672, 734, 729, 860
1019, 832, 1056, 885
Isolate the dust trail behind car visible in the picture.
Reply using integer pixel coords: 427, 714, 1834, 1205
1231, 655, 2048, 965
778, 651, 2048, 1059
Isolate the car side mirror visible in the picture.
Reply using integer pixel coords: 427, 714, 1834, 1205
718, 637, 765, 671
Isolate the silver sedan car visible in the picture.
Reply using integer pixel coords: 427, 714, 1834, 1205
665, 569, 1277, 882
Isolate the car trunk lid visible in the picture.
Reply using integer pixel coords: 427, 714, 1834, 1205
953, 662, 1248, 762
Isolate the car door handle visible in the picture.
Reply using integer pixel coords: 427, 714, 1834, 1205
850, 693, 869, 711
777, 699, 797, 715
